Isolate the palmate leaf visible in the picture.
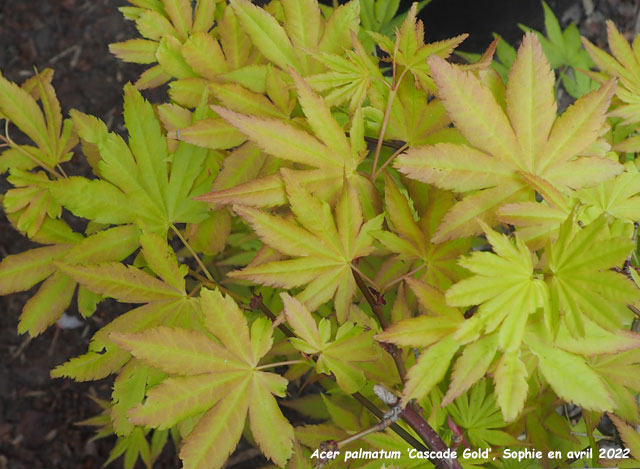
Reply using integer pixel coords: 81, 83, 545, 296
229, 174, 383, 322
582, 21, 640, 126
590, 349, 640, 423
370, 3, 468, 94
0, 69, 77, 168
199, 68, 376, 209
372, 175, 470, 291
519, 1, 597, 98
547, 215, 638, 335
396, 32, 622, 242
50, 232, 199, 382
50, 84, 210, 235
447, 379, 520, 448
306, 31, 383, 114
446, 221, 548, 352
577, 161, 640, 226
0, 225, 139, 336
282, 294, 379, 394
110, 288, 294, 469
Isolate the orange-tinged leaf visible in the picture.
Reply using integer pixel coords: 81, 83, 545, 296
282, 0, 321, 73
433, 181, 528, 242
0, 244, 70, 294
0, 74, 50, 152
179, 378, 251, 469
199, 172, 286, 207
211, 82, 286, 119
290, 68, 352, 162
233, 205, 339, 259
229, 257, 339, 289
538, 79, 616, 173
18, 270, 75, 336
318, 1, 360, 55
214, 106, 342, 169
109, 39, 159, 64
281, 293, 323, 351
506, 32, 556, 171
161, 0, 192, 42
230, 0, 299, 70
201, 288, 253, 365
181, 33, 228, 79
609, 414, 640, 461
129, 372, 247, 429
282, 169, 342, 256
428, 55, 520, 165
249, 372, 294, 466
110, 327, 245, 376
55, 262, 183, 303
383, 174, 423, 247
605, 20, 640, 80
396, 143, 515, 192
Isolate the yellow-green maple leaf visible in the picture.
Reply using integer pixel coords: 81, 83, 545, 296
396, 32, 622, 242
282, 293, 379, 393
110, 288, 294, 469
582, 21, 640, 126
200, 68, 375, 210
229, 173, 383, 322
372, 174, 470, 291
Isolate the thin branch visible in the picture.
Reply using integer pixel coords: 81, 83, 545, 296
352, 268, 407, 381
370, 67, 409, 181
624, 221, 639, 274
353, 270, 461, 468
171, 224, 214, 282
363, 135, 405, 150
401, 405, 462, 469
352, 268, 388, 329
373, 143, 408, 180
381, 262, 427, 292
188, 268, 248, 303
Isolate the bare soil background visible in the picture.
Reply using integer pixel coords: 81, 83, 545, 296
0, 0, 638, 468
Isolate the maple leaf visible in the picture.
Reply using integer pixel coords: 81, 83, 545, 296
582, 20, 640, 126
306, 31, 384, 114
446, 379, 521, 448
369, 3, 468, 93
395, 32, 622, 242
50, 230, 200, 383
445, 220, 548, 352
0, 70, 77, 238
0, 225, 138, 336
546, 214, 638, 336
50, 230, 203, 436
590, 349, 640, 424
199, 68, 375, 209
372, 174, 470, 291
520, 1, 597, 98
577, 160, 640, 229
49, 84, 211, 235
282, 293, 380, 393
229, 173, 383, 322
110, 288, 294, 469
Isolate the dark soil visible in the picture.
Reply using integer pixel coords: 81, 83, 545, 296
0, 1, 638, 468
